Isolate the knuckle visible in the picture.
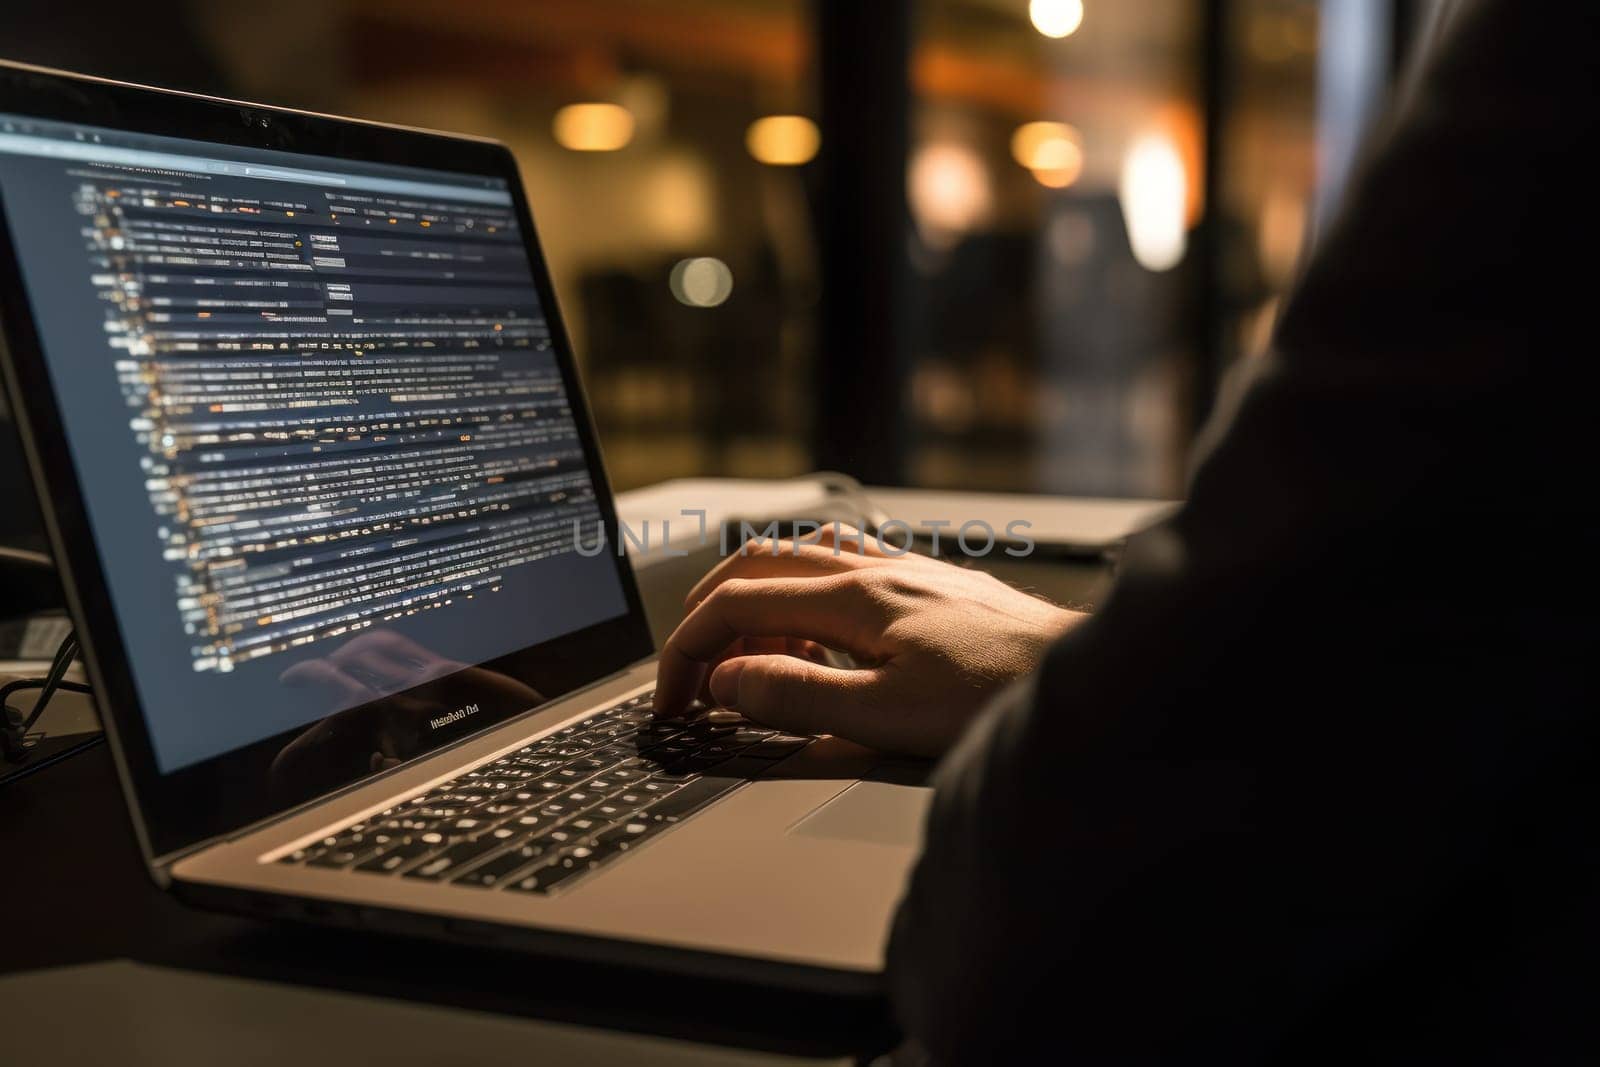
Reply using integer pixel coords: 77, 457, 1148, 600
794, 543, 842, 569
853, 569, 896, 605
709, 577, 752, 604
856, 567, 920, 608
741, 535, 779, 557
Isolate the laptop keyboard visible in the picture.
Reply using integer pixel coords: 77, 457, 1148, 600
274, 691, 814, 896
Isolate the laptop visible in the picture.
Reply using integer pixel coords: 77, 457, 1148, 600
0, 60, 929, 994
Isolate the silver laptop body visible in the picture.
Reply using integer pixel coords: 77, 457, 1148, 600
0, 60, 925, 993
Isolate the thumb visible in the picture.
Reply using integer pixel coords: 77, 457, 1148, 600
710, 654, 881, 738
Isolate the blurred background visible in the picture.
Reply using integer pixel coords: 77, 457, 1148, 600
2, 0, 1430, 504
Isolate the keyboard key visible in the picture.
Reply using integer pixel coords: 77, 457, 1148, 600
744, 736, 813, 759
545, 767, 591, 786
279, 845, 325, 864
698, 756, 776, 780
588, 799, 636, 821
403, 838, 501, 881
594, 819, 659, 850
482, 767, 538, 782
308, 837, 383, 869
410, 806, 469, 820
565, 842, 618, 868
678, 722, 737, 743
532, 827, 584, 849
307, 844, 379, 870
543, 789, 605, 817
562, 815, 610, 838
472, 801, 527, 818
504, 860, 585, 895
665, 755, 732, 776
645, 776, 743, 823
513, 757, 567, 773
453, 844, 549, 888
645, 715, 692, 730
354, 839, 432, 874
435, 791, 493, 805
636, 730, 688, 751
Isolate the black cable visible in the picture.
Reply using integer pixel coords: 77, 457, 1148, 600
0, 678, 91, 706
24, 631, 79, 734
1, 630, 86, 762
2, 677, 92, 718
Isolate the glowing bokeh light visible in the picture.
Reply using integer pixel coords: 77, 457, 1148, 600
1029, 0, 1084, 39
745, 115, 821, 166
908, 141, 993, 246
552, 103, 635, 152
1010, 121, 1084, 188
1119, 133, 1188, 272
670, 257, 734, 307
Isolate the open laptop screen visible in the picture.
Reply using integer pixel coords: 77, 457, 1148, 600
0, 111, 630, 774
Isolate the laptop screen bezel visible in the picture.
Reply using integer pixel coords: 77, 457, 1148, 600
0, 61, 655, 863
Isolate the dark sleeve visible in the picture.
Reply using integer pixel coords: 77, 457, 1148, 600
887, 2, 1599, 1061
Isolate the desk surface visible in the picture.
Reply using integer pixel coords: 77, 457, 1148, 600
0, 741, 891, 1060
2, 961, 855, 1067
0, 480, 1141, 1061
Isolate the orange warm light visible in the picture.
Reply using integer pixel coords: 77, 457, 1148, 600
1010, 122, 1084, 188
553, 103, 635, 152
745, 115, 821, 166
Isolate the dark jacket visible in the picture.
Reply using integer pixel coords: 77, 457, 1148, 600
888, 2, 1599, 1061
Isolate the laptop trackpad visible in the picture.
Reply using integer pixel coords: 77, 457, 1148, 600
789, 780, 933, 848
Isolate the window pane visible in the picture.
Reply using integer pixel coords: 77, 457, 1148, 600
196, 0, 819, 491
909, 0, 1203, 497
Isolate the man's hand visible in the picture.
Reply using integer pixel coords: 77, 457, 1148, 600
653, 528, 1085, 756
